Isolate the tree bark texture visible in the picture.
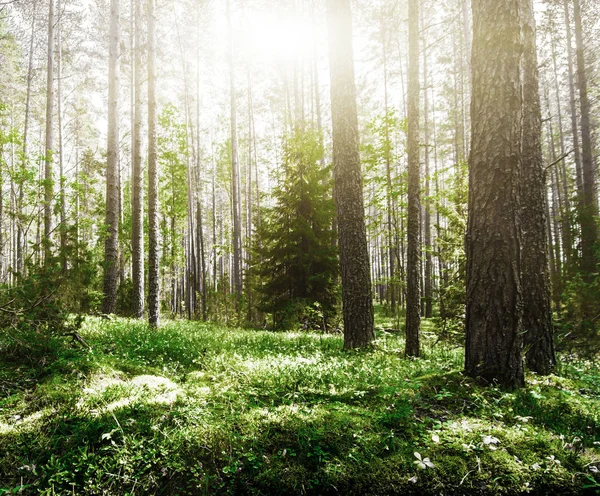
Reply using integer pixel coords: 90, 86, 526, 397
327, 0, 375, 349
465, 0, 524, 388
405, 0, 421, 357
132, 0, 145, 318
147, 0, 160, 327
520, 0, 555, 375
103, 0, 121, 315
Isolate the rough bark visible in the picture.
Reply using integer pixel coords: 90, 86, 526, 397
405, 0, 421, 357
57, 0, 66, 271
327, 0, 374, 349
147, 0, 160, 327
520, 0, 555, 375
102, 0, 121, 315
44, 0, 55, 262
132, 0, 145, 318
573, 0, 599, 281
465, 0, 524, 388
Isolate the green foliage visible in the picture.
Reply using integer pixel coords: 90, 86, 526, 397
158, 104, 189, 314
0, 317, 598, 495
251, 130, 339, 330
432, 160, 468, 342
0, 261, 84, 366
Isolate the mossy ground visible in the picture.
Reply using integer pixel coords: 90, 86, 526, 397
1, 314, 599, 495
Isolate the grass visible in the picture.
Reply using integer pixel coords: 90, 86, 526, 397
0, 315, 599, 495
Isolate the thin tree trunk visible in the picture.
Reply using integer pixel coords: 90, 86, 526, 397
132, 0, 145, 318
103, 0, 121, 315
57, 0, 66, 271
423, 18, 432, 319
520, 0, 555, 375
227, 0, 243, 306
147, 0, 160, 327
327, 0, 374, 349
572, 0, 599, 281
564, 0, 584, 227
405, 0, 421, 357
44, 0, 55, 262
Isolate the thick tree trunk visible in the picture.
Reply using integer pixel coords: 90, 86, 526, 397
465, 0, 524, 388
327, 0, 374, 349
132, 0, 145, 318
520, 0, 555, 375
103, 0, 121, 315
44, 0, 55, 262
147, 0, 160, 327
573, 0, 599, 281
405, 0, 421, 357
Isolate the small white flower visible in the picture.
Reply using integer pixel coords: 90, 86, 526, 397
408, 476, 418, 483
414, 452, 435, 469
531, 463, 540, 470
432, 434, 440, 444
482, 435, 499, 445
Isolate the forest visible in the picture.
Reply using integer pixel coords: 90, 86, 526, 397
0, 0, 599, 493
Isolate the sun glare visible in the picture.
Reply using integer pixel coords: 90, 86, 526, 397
242, 10, 314, 64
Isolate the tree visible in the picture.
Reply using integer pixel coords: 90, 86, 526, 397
132, 0, 145, 318
227, 0, 243, 306
572, 0, 599, 282
327, 0, 374, 349
147, 0, 160, 327
465, 0, 524, 388
520, 0, 555, 374
44, 0, 55, 262
254, 130, 338, 329
102, 0, 121, 315
405, 0, 420, 357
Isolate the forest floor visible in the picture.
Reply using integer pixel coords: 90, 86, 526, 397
0, 314, 599, 495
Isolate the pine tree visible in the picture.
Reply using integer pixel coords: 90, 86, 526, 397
253, 130, 338, 330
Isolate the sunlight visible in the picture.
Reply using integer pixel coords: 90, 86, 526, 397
241, 9, 313, 64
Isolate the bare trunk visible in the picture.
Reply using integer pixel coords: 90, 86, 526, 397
573, 0, 599, 281
147, 0, 160, 327
520, 0, 555, 375
103, 0, 121, 315
132, 0, 145, 318
327, 0, 374, 349
465, 0, 524, 388
44, 0, 55, 262
405, 0, 421, 357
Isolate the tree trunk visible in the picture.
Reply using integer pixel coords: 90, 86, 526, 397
147, 0, 160, 327
520, 0, 555, 375
227, 0, 243, 306
405, 0, 421, 357
102, 0, 121, 315
132, 0, 145, 318
327, 0, 374, 349
572, 0, 599, 281
563, 0, 584, 234
57, 0, 66, 271
465, 0, 524, 388
423, 16, 433, 319
44, 0, 55, 262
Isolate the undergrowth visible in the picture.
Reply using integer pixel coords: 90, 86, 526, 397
0, 317, 598, 495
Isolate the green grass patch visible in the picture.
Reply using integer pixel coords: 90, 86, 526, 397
0, 317, 598, 495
